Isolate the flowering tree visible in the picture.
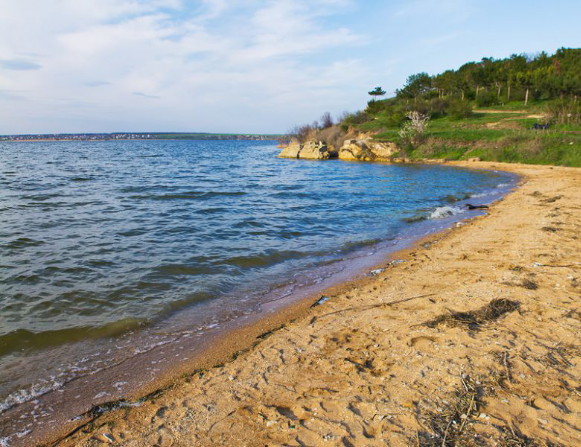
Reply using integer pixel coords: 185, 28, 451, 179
399, 111, 430, 147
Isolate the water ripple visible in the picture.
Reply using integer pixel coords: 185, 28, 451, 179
0, 139, 515, 410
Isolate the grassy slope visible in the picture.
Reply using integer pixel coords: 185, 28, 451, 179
356, 101, 581, 167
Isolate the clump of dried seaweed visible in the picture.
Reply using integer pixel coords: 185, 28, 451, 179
424, 299, 520, 332
414, 372, 558, 446
415, 374, 485, 446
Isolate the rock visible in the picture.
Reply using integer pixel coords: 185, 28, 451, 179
338, 139, 398, 161
278, 140, 302, 158
278, 140, 337, 160
299, 141, 337, 160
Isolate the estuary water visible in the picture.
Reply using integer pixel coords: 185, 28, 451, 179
0, 140, 516, 442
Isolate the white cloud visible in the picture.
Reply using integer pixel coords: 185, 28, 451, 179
0, 0, 369, 133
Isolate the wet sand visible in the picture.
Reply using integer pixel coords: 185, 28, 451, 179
45, 162, 581, 445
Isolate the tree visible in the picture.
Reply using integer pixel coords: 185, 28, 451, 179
368, 86, 386, 101
399, 111, 430, 148
320, 112, 334, 129
396, 73, 432, 100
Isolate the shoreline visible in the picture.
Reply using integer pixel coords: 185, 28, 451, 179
0, 163, 512, 446
6, 161, 581, 446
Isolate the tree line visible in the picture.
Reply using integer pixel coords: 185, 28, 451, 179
395, 47, 580, 105
287, 47, 580, 143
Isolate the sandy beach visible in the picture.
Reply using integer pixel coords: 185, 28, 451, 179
49, 162, 580, 446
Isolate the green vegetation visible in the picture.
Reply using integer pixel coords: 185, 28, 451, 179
290, 48, 581, 166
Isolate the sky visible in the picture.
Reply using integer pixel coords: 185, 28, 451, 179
0, 0, 579, 134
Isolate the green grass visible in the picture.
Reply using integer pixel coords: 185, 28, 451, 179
351, 103, 580, 166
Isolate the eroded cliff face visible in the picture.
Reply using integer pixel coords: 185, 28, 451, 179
278, 140, 338, 160
278, 136, 399, 162
338, 139, 398, 161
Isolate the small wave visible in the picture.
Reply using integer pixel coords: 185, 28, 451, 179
117, 228, 148, 237
195, 207, 228, 215
152, 264, 221, 276
128, 191, 247, 201
428, 206, 464, 219
2, 237, 45, 250
469, 192, 489, 198
233, 220, 265, 229
403, 215, 427, 223
0, 378, 64, 414
225, 252, 303, 268
443, 193, 472, 203
338, 238, 381, 253
0, 318, 147, 357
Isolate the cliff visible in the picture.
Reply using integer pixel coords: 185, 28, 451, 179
279, 136, 399, 162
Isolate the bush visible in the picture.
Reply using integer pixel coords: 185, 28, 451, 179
475, 90, 498, 107
339, 111, 371, 132
288, 123, 317, 143
428, 98, 448, 118
399, 111, 430, 148
447, 99, 473, 120
317, 125, 346, 150
547, 98, 581, 125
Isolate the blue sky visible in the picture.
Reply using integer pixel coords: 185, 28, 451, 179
0, 0, 579, 134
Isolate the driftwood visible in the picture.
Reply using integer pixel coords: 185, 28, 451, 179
312, 293, 437, 322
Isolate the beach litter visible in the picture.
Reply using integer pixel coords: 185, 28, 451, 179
369, 268, 385, 276
311, 296, 330, 307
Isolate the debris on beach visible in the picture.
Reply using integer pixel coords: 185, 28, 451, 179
369, 268, 385, 276
311, 295, 330, 307
424, 298, 520, 332
466, 203, 489, 210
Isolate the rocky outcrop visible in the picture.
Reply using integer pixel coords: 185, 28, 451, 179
278, 140, 338, 160
278, 136, 400, 162
338, 139, 398, 161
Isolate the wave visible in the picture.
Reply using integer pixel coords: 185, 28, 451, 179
429, 205, 464, 219
128, 191, 247, 201
0, 318, 147, 357
2, 237, 45, 250
442, 193, 471, 203
0, 376, 64, 414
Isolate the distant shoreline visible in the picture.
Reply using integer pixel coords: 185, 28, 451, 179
0, 132, 281, 142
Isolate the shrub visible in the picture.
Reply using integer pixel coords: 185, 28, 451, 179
475, 90, 498, 107
399, 111, 430, 148
547, 98, 581, 125
339, 111, 371, 132
288, 123, 317, 143
447, 99, 473, 120
317, 125, 346, 150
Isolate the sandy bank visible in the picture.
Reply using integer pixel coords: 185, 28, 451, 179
53, 162, 580, 446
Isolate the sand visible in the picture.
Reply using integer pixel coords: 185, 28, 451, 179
51, 162, 580, 446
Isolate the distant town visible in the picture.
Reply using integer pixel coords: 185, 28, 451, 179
0, 132, 281, 142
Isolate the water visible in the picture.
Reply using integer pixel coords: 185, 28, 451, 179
0, 140, 516, 442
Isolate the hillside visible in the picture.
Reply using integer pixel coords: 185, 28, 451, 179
289, 48, 581, 166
